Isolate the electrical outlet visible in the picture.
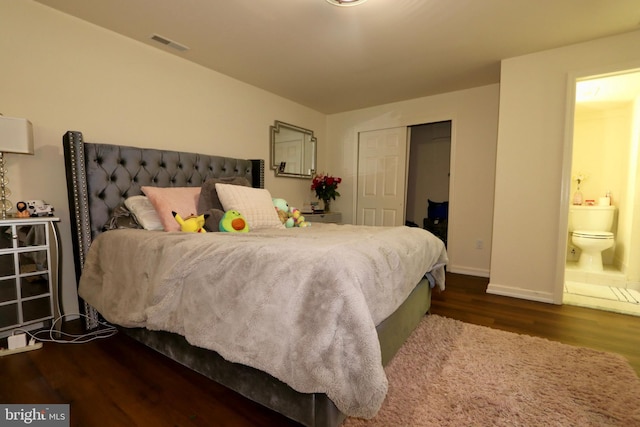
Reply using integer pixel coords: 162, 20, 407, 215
475, 239, 483, 250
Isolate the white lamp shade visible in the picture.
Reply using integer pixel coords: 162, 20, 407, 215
0, 116, 34, 154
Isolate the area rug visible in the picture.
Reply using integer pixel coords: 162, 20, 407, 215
344, 315, 640, 427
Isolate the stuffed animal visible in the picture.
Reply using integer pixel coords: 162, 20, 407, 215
15, 201, 30, 218
272, 198, 289, 212
219, 210, 249, 232
172, 211, 208, 233
290, 207, 310, 228
273, 198, 294, 228
276, 208, 293, 227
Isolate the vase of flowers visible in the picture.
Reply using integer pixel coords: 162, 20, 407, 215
311, 173, 342, 212
572, 172, 587, 205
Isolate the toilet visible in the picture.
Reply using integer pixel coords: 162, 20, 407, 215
568, 205, 616, 271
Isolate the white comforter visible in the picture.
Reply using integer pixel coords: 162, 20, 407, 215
78, 223, 447, 418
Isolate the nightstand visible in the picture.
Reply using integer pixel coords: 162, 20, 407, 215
0, 217, 61, 337
304, 212, 342, 224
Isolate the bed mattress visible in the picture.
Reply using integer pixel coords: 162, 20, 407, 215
78, 223, 447, 418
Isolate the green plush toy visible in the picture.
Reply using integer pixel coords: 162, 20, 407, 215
272, 197, 295, 228
219, 210, 249, 232
172, 211, 209, 233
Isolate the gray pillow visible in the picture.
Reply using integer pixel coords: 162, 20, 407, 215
197, 176, 251, 213
202, 208, 226, 232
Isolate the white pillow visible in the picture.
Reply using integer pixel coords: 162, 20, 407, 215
215, 183, 285, 230
124, 196, 164, 231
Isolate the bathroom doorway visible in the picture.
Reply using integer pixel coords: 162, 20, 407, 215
563, 69, 640, 317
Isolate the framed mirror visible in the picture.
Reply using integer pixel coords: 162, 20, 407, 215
270, 121, 317, 178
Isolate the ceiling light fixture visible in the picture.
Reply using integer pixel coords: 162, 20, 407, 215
325, 0, 368, 7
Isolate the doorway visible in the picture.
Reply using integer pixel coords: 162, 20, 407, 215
563, 70, 640, 316
406, 121, 451, 244
355, 120, 452, 233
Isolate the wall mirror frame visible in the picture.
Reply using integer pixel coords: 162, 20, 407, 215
270, 120, 317, 178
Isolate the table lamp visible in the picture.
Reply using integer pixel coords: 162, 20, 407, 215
0, 116, 34, 218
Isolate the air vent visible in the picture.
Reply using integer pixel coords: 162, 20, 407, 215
150, 34, 189, 52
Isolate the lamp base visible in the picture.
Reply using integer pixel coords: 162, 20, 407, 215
0, 151, 13, 219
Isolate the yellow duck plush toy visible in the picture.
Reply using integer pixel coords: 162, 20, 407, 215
172, 211, 208, 233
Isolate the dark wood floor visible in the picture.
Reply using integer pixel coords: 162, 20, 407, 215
2, 272, 639, 426
432, 273, 640, 375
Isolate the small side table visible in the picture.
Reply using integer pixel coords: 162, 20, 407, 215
0, 216, 61, 337
304, 212, 342, 224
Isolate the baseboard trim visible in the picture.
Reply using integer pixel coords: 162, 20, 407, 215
448, 265, 490, 278
487, 282, 556, 304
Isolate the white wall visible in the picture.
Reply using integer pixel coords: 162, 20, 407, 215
326, 85, 500, 276
1, 1, 326, 316
490, 29, 640, 303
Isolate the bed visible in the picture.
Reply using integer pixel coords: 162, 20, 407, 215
62, 130, 448, 427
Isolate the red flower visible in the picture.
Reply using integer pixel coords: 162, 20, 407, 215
311, 173, 342, 202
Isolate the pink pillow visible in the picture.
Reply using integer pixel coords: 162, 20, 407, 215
141, 186, 201, 232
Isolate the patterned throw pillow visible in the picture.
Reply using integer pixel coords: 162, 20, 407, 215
215, 183, 285, 230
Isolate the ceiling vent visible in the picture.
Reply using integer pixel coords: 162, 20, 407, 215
150, 34, 189, 52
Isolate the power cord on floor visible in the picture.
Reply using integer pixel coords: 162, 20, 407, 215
13, 313, 118, 345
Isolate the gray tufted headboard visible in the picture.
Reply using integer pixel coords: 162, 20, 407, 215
63, 131, 264, 325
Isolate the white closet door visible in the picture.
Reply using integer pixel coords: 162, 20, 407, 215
356, 127, 408, 226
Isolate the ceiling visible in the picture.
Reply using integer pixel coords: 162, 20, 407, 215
34, 0, 640, 114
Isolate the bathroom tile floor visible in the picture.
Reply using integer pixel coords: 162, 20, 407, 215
564, 262, 640, 317
564, 262, 627, 286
